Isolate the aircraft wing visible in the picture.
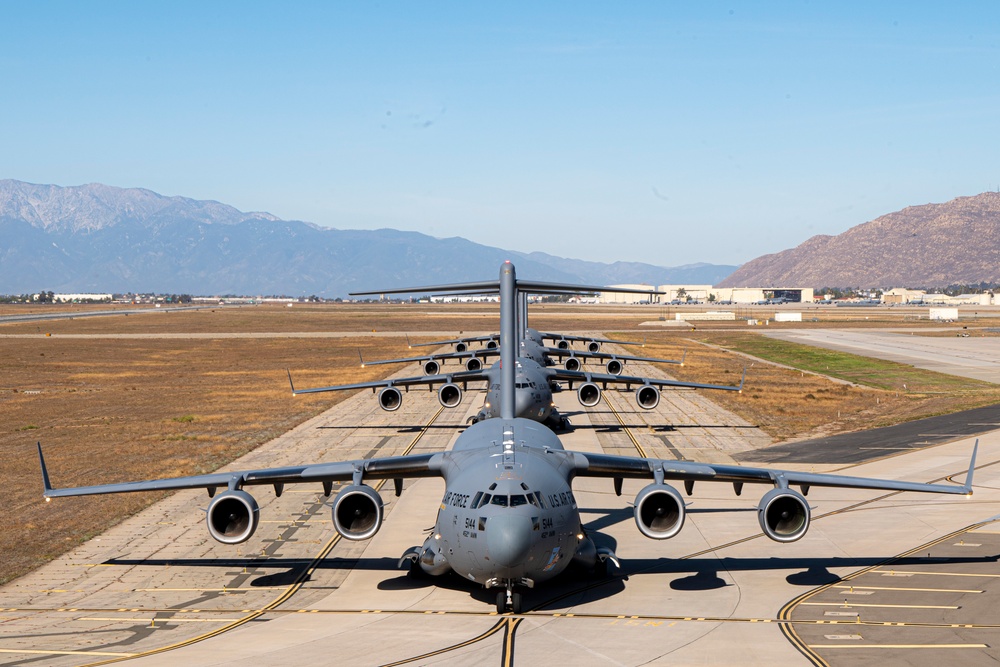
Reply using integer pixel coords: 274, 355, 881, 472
407, 334, 498, 349
39, 444, 443, 499
360, 349, 497, 367
287, 368, 489, 395
550, 367, 745, 392
570, 442, 977, 497
541, 333, 645, 347
544, 347, 685, 366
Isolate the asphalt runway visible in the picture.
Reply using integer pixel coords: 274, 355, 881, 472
2, 344, 1000, 665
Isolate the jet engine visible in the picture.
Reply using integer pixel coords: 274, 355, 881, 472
556, 339, 570, 349
635, 384, 660, 410
486, 339, 499, 350
577, 382, 601, 407
333, 484, 384, 540
587, 340, 601, 352
438, 382, 463, 408
757, 488, 810, 543
634, 483, 685, 539
423, 360, 440, 375
206, 490, 260, 545
378, 386, 403, 411
465, 357, 482, 372
564, 357, 582, 372
605, 358, 623, 375
455, 342, 468, 353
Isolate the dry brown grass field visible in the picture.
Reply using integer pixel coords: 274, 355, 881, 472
3, 302, 999, 585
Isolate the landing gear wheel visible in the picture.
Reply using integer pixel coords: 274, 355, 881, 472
496, 590, 507, 614
511, 591, 523, 614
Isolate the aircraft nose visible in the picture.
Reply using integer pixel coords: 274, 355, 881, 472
487, 515, 533, 568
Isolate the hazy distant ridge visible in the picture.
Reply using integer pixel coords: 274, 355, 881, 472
718, 192, 1000, 288
0, 180, 736, 295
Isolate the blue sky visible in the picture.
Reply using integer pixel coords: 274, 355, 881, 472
2, 2, 998, 267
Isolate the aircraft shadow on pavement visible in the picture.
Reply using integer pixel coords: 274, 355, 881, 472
105, 551, 1000, 608
620, 553, 1000, 591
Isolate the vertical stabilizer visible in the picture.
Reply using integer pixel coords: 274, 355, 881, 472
517, 290, 528, 343
499, 262, 517, 420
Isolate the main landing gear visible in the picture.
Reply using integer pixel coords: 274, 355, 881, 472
496, 587, 523, 614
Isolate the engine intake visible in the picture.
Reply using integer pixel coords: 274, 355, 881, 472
486, 339, 499, 350
438, 382, 463, 408
577, 382, 601, 407
333, 484, 384, 540
455, 342, 468, 353
758, 488, 810, 542
557, 339, 570, 349
207, 490, 260, 545
635, 384, 660, 410
378, 386, 403, 411
587, 340, 601, 352
564, 356, 582, 372
423, 360, 440, 375
634, 483, 685, 539
465, 357, 482, 371
606, 358, 623, 375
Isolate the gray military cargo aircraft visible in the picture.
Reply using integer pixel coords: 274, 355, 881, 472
37, 262, 977, 614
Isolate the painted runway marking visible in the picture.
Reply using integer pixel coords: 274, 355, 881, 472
832, 584, 983, 593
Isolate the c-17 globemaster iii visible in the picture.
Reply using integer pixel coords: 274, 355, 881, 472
37, 262, 977, 614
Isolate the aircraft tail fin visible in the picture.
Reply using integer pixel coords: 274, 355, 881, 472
37, 442, 53, 495
963, 439, 978, 494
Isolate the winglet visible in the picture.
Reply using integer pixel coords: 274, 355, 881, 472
37, 442, 53, 496
964, 439, 978, 495
681, 348, 687, 366
737, 366, 746, 392
286, 369, 297, 395
406, 333, 412, 349
358, 349, 365, 367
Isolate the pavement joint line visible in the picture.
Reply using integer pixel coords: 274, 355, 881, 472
0, 649, 138, 657
78, 617, 234, 623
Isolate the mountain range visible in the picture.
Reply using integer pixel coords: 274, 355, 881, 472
0, 180, 736, 296
719, 192, 1000, 289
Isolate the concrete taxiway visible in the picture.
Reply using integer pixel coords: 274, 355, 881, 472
2, 343, 999, 666
764, 329, 1000, 384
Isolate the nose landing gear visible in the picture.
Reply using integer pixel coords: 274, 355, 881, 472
496, 587, 523, 614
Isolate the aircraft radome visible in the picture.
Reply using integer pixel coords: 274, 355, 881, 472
37, 262, 977, 614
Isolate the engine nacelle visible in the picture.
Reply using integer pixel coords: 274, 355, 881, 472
564, 356, 582, 372
207, 490, 260, 545
635, 384, 660, 410
634, 483, 685, 539
333, 484, 384, 540
438, 382, 463, 408
606, 358, 623, 375
578, 382, 601, 407
486, 339, 498, 350
587, 340, 601, 352
423, 360, 440, 375
557, 339, 570, 349
465, 357, 482, 372
455, 342, 467, 353
378, 386, 403, 411
757, 488, 810, 543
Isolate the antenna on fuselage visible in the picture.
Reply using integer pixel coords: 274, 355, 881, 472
499, 262, 517, 420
